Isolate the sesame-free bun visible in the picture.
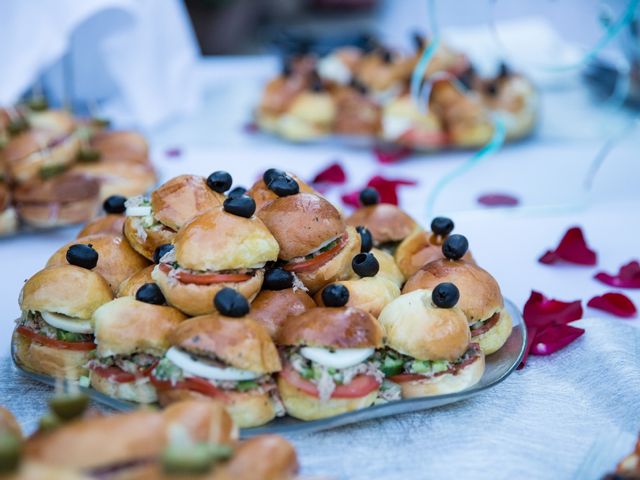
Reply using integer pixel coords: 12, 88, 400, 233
93, 296, 187, 357
151, 175, 224, 231
378, 289, 470, 361
277, 306, 383, 349
174, 208, 279, 271
277, 92, 337, 141
277, 375, 378, 421
0, 407, 21, 438
315, 277, 399, 318
13, 330, 92, 380
152, 265, 264, 317
20, 265, 113, 319
170, 314, 281, 374
397, 353, 485, 398
90, 130, 149, 164
223, 435, 299, 480
345, 247, 404, 288
70, 161, 156, 201
250, 289, 316, 339
257, 193, 345, 260
161, 398, 238, 444
247, 173, 316, 212
123, 215, 176, 260
346, 204, 418, 245
473, 308, 513, 355
88, 373, 158, 404
403, 259, 503, 323
46, 233, 150, 293
116, 265, 155, 297
76, 214, 125, 238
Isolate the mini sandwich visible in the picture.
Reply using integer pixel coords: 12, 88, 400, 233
345, 187, 418, 254
250, 267, 316, 339
3, 110, 81, 184
350, 225, 405, 288
355, 48, 410, 104
150, 289, 283, 428
216, 435, 299, 480
257, 189, 360, 294
152, 199, 279, 316
12, 173, 100, 228
395, 216, 474, 278
246, 168, 317, 212
403, 234, 511, 355
408, 33, 470, 79
89, 293, 187, 403
124, 173, 225, 260
71, 160, 157, 202
315, 252, 399, 318
116, 265, 155, 297
381, 94, 448, 150
332, 79, 382, 137
276, 284, 384, 420
76, 195, 127, 238
16, 257, 113, 379
88, 130, 149, 165
0, 181, 18, 236
377, 284, 485, 397
317, 46, 362, 86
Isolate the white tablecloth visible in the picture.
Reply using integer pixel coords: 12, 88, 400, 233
1, 57, 639, 480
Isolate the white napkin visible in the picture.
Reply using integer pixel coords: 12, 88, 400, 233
0, 0, 201, 129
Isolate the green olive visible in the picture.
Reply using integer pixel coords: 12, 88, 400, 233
38, 412, 62, 432
48, 393, 89, 421
91, 117, 111, 129
0, 433, 21, 473
77, 148, 102, 163
7, 118, 29, 136
162, 443, 233, 474
26, 97, 49, 112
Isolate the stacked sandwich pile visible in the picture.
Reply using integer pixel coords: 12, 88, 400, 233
13, 168, 513, 428
0, 105, 156, 235
0, 392, 299, 479
255, 33, 537, 148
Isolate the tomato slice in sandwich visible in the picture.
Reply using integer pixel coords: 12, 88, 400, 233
90, 365, 137, 383
280, 364, 380, 399
150, 374, 226, 399
283, 233, 348, 273
16, 326, 96, 351
158, 264, 252, 285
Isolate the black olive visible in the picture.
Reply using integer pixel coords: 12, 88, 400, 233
214, 288, 249, 317
486, 82, 498, 96
498, 61, 510, 78
321, 283, 349, 307
359, 187, 380, 206
430, 217, 454, 237
310, 76, 324, 92
263, 268, 294, 290
268, 175, 299, 197
136, 283, 166, 305
103, 195, 127, 214
442, 234, 469, 260
263, 168, 286, 185
458, 65, 476, 91
228, 186, 247, 199
66, 244, 98, 270
223, 195, 256, 218
206, 171, 232, 193
412, 32, 426, 50
153, 244, 174, 264
379, 48, 393, 64
352, 252, 379, 278
432, 282, 460, 308
281, 59, 293, 78
350, 77, 368, 95
356, 226, 373, 253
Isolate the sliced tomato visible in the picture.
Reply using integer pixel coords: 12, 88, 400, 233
388, 373, 427, 383
150, 374, 226, 399
283, 233, 348, 273
280, 364, 380, 399
158, 263, 252, 285
90, 365, 137, 383
16, 326, 96, 351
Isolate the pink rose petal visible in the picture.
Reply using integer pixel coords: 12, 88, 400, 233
587, 292, 637, 318
523, 291, 583, 329
477, 193, 520, 207
341, 175, 417, 208
372, 145, 413, 164
311, 162, 347, 186
538, 227, 597, 266
165, 147, 182, 158
530, 324, 585, 356
340, 190, 361, 209
594, 260, 640, 289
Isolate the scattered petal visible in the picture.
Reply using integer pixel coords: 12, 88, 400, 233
530, 324, 585, 355
243, 122, 258, 134
372, 145, 413, 164
587, 292, 637, 318
523, 291, 583, 328
477, 192, 520, 207
538, 227, 597, 266
517, 325, 537, 370
594, 260, 640, 289
165, 147, 182, 158
341, 175, 417, 208
340, 190, 361, 209
311, 162, 347, 186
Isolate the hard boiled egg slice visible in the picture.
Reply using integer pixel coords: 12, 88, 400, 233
300, 347, 374, 369
126, 206, 152, 217
166, 347, 261, 381
41, 311, 93, 334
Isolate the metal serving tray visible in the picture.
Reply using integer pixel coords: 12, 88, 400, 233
12, 299, 526, 437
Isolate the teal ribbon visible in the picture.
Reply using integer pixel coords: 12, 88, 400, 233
410, 36, 441, 108
425, 117, 507, 219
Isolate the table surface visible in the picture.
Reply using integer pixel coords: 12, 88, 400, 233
1, 57, 639, 480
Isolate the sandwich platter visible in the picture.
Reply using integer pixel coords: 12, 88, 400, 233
12, 298, 525, 436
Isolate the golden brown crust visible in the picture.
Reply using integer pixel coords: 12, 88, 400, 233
14, 195, 99, 229
250, 289, 316, 339
116, 265, 155, 297
151, 175, 224, 231
89, 372, 158, 404
152, 265, 264, 316
76, 214, 125, 238
473, 308, 513, 355
315, 277, 400, 318
46, 233, 150, 293
223, 435, 299, 480
246, 173, 316, 212
277, 306, 383, 348
402, 259, 503, 323
346, 203, 418, 245
123, 215, 176, 260
370, 248, 405, 287
174, 208, 279, 271
161, 399, 238, 444
0, 407, 22, 439
333, 85, 381, 136
257, 193, 345, 260
170, 314, 281, 374
20, 265, 113, 318
93, 296, 187, 357
90, 130, 149, 164
70, 161, 156, 202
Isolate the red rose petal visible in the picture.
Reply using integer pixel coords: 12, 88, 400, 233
311, 162, 347, 186
538, 227, 597, 266
530, 324, 585, 356
341, 175, 417, 208
372, 145, 413, 164
165, 147, 182, 158
517, 326, 537, 370
523, 291, 583, 329
587, 292, 637, 318
477, 193, 520, 207
594, 260, 640, 289
340, 190, 361, 209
